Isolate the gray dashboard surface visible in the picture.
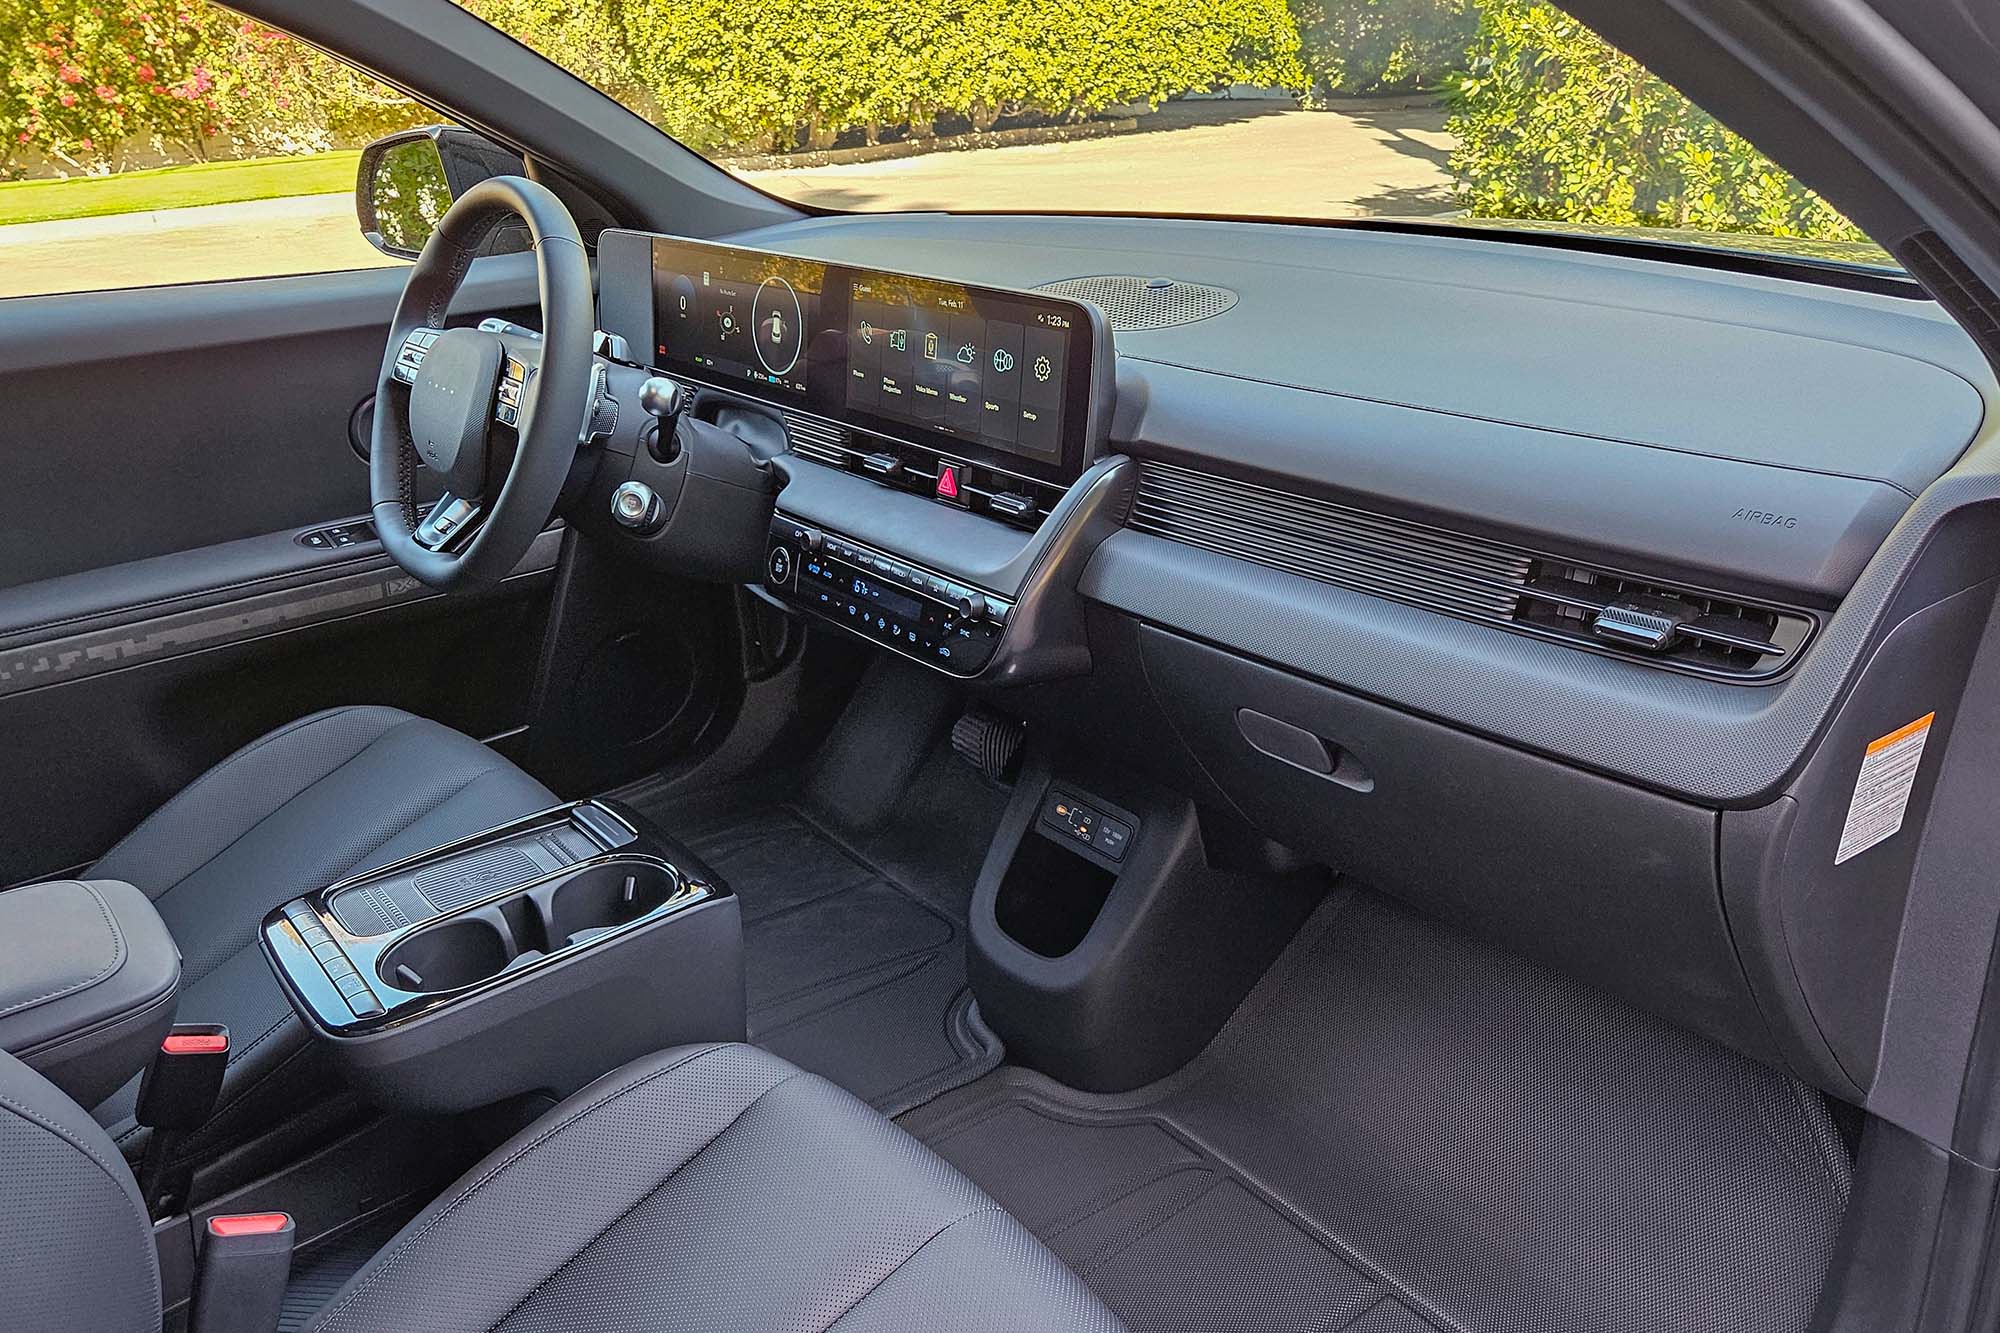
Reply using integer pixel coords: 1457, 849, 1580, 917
712, 211, 2000, 802
736, 213, 1989, 495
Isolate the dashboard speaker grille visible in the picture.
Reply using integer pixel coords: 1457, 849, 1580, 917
1034, 276, 1237, 330
1130, 461, 1817, 681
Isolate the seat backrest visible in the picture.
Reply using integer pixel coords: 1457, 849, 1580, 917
0, 1047, 160, 1332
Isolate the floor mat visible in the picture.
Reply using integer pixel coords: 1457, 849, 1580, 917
625, 769, 1002, 1115
899, 888, 1852, 1333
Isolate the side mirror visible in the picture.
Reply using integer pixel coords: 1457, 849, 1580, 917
356, 126, 531, 259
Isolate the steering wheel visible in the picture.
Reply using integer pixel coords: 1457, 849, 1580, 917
371, 176, 594, 589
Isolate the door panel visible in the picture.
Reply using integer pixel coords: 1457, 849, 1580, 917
0, 256, 539, 586
0, 256, 557, 883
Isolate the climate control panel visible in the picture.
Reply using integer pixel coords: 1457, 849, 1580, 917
764, 516, 1011, 675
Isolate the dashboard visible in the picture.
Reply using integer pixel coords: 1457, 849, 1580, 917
598, 214, 2000, 1146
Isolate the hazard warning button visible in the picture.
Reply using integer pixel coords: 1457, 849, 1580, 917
934, 460, 969, 506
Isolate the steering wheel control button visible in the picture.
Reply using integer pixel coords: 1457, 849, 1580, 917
611, 480, 666, 534
414, 495, 481, 552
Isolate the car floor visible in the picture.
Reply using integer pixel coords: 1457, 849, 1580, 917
898, 883, 1855, 1333
616, 736, 1008, 1115
272, 705, 1853, 1331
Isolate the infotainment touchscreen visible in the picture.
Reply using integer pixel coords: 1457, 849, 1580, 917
645, 235, 1099, 481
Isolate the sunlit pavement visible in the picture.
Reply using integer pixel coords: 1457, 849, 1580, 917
0, 102, 1452, 299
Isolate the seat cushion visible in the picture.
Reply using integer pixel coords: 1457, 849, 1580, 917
88, 706, 556, 1166
305, 1043, 1123, 1333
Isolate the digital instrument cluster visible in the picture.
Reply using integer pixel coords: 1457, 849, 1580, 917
647, 235, 1101, 483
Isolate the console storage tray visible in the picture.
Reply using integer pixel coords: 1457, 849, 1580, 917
260, 801, 744, 1114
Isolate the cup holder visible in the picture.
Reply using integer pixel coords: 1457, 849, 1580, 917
546, 862, 681, 948
377, 916, 515, 994
374, 859, 686, 995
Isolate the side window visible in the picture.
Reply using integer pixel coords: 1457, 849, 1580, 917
0, 4, 436, 298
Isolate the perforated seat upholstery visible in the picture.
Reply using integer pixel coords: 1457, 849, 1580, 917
87, 705, 557, 1165
0, 1042, 1125, 1333
306, 1042, 1123, 1333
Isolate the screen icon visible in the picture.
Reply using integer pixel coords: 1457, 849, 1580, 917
992, 348, 1015, 373
955, 342, 977, 364
860, 320, 874, 345
890, 329, 908, 352
1033, 354, 1053, 382
924, 331, 939, 359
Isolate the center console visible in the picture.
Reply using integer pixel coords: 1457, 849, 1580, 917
260, 800, 744, 1114
594, 228, 1131, 686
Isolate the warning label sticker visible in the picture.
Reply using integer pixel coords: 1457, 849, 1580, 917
1835, 712, 1936, 866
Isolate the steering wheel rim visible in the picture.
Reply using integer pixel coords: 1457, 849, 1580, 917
371, 175, 593, 590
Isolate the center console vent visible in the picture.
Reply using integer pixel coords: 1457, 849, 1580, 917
1129, 461, 1819, 682
1513, 562, 1814, 679
780, 409, 1064, 530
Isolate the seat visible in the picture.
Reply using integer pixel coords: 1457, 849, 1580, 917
1, 1042, 1125, 1333
86, 705, 556, 1168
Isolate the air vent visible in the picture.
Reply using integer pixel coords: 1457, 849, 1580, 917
1130, 461, 1818, 681
1034, 276, 1237, 330
1132, 462, 1530, 621
782, 411, 851, 467
779, 409, 1064, 529
1514, 562, 1813, 678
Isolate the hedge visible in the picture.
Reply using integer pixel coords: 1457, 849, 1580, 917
1445, 0, 1870, 242
612, 0, 1306, 154
1288, 0, 1474, 98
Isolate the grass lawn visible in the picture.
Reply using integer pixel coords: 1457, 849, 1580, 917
0, 151, 361, 226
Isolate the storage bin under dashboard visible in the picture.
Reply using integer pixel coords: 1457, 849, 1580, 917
259, 800, 745, 1114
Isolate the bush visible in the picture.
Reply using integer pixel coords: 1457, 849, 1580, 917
1445, 0, 1868, 242
614, 0, 1306, 155
1289, 0, 1473, 97
1, 1, 425, 175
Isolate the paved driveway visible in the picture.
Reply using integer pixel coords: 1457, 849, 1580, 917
0, 102, 1452, 299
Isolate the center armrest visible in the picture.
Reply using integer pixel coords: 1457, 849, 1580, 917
0, 878, 180, 1107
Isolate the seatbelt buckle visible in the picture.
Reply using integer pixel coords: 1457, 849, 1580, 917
136, 1023, 230, 1130
191, 1212, 294, 1333
136, 1023, 229, 1216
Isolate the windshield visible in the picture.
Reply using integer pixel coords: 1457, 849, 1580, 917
451, 0, 1898, 274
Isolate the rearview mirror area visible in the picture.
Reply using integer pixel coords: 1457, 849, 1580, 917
357, 126, 531, 259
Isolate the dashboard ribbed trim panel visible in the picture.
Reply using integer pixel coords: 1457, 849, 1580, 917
1131, 461, 1533, 624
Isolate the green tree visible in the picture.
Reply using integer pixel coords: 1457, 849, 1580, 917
1445, 0, 1868, 242
1289, 0, 1473, 97
1, 1, 424, 175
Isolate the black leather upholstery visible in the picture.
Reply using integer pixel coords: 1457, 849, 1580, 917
0, 1047, 159, 1333
306, 1043, 1123, 1333
88, 705, 556, 1166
